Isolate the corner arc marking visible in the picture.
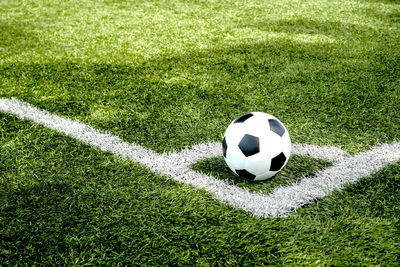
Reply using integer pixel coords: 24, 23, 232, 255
1, 98, 399, 218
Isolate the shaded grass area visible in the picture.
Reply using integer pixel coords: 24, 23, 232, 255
191, 156, 331, 194
0, 114, 399, 265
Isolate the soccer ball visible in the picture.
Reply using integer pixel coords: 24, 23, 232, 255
222, 112, 291, 181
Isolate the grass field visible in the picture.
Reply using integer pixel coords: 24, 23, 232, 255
1, 0, 399, 265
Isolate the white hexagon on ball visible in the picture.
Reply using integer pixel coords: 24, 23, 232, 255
222, 112, 291, 181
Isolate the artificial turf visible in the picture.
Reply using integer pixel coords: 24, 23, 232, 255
1, 0, 399, 265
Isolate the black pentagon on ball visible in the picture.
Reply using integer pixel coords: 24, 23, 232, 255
235, 169, 256, 181
268, 119, 285, 137
270, 152, 287, 171
234, 113, 253, 123
238, 134, 260, 157
222, 137, 227, 157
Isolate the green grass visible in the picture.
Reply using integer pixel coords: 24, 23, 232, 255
1, 0, 399, 265
1, 113, 399, 265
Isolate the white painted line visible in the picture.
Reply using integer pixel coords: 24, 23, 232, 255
1, 97, 399, 217
255, 142, 400, 216
0, 97, 162, 163
291, 143, 349, 162
162, 141, 400, 217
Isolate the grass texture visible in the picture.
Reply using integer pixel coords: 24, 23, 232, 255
1, 0, 399, 265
